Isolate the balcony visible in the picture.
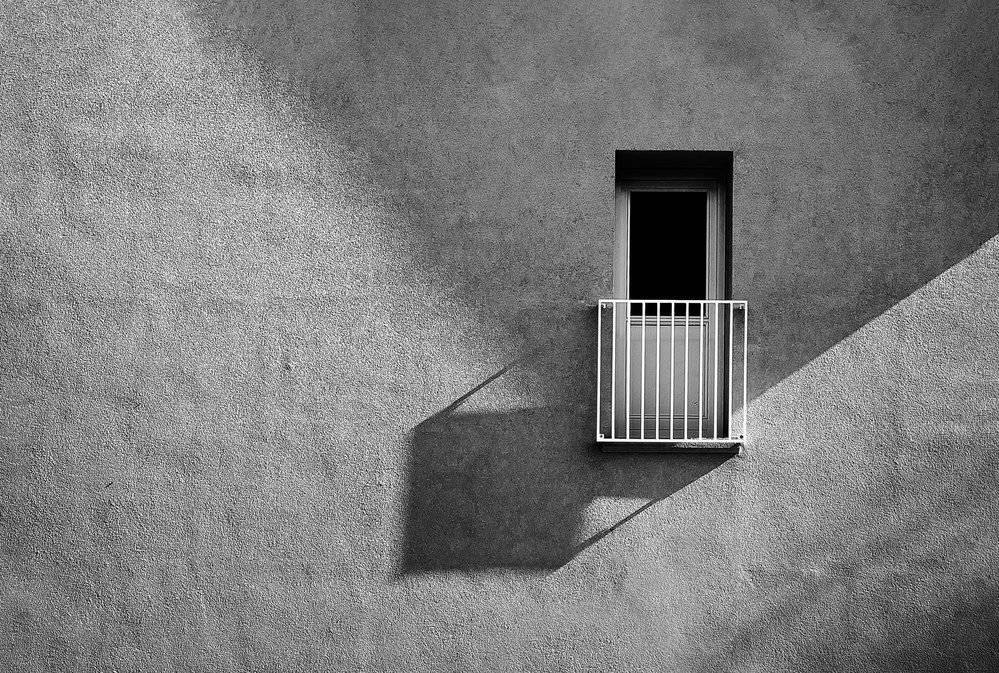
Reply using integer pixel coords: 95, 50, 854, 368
596, 300, 748, 448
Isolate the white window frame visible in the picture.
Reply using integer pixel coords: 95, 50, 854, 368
613, 168, 727, 301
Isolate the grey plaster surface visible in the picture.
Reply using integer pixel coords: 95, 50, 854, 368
2, 0, 999, 670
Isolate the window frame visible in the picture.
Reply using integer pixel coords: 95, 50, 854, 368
613, 168, 728, 303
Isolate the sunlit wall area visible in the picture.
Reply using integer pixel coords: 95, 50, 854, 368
2, 0, 998, 670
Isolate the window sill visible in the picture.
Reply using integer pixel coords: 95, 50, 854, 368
598, 439, 743, 454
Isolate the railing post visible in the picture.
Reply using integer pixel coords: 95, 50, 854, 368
610, 301, 617, 440
625, 301, 632, 439
728, 302, 734, 441
698, 301, 704, 440
655, 301, 661, 440
712, 301, 719, 440
669, 301, 675, 441
741, 302, 748, 441
640, 302, 646, 440
683, 301, 689, 440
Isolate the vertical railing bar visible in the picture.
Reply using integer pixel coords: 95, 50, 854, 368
669, 301, 675, 440
596, 301, 602, 440
728, 302, 734, 440
698, 301, 704, 440
655, 301, 661, 440
713, 301, 719, 440
640, 301, 646, 440
742, 303, 749, 441
684, 301, 689, 440
610, 301, 617, 440
625, 300, 632, 440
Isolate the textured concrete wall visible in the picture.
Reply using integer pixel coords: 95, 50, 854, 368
3, 0, 999, 670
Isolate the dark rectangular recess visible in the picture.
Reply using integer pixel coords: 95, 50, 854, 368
616, 150, 733, 172
629, 191, 707, 315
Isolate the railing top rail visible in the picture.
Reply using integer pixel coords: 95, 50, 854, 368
597, 299, 748, 304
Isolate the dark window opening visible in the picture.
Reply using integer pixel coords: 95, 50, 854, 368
628, 191, 707, 316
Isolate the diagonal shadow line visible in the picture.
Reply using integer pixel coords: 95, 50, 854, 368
573, 497, 664, 555
419, 348, 542, 424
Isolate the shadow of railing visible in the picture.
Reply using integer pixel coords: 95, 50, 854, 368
401, 304, 733, 572
402, 400, 731, 573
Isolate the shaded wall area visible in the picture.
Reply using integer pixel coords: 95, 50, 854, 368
2, 0, 999, 671
191, 0, 999, 398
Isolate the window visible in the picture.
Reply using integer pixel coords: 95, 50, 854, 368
596, 152, 747, 447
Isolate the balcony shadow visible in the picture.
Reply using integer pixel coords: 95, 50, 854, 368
401, 375, 731, 574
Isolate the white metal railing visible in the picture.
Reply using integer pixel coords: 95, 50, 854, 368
596, 300, 747, 444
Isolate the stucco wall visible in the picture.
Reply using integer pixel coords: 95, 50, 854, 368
3, 0, 999, 670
